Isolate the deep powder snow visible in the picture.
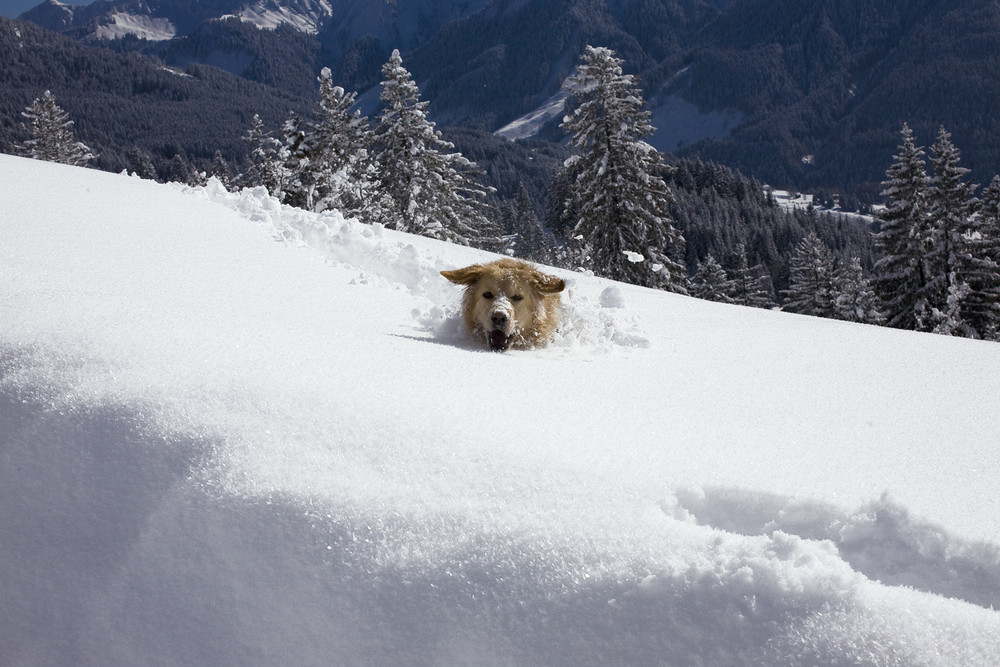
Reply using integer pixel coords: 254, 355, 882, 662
2, 155, 999, 665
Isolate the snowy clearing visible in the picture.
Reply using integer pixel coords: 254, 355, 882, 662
1, 154, 999, 665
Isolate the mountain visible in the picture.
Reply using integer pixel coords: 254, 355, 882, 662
670, 0, 1000, 199
19, 0, 332, 38
0, 15, 312, 176
18, 0, 1000, 202
4, 153, 1000, 665
14, 0, 1000, 205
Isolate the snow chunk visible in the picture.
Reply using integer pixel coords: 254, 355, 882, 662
622, 250, 645, 263
599, 286, 626, 309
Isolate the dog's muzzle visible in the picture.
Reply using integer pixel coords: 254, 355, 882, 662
487, 310, 513, 351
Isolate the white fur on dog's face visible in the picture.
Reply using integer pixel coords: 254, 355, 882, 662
441, 259, 565, 351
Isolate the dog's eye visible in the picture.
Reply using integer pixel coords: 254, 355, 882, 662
511, 294, 524, 302
482, 291, 494, 300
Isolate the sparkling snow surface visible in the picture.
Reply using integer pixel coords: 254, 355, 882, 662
2, 155, 999, 665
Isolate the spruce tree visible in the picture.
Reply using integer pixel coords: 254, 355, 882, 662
241, 113, 288, 198
509, 182, 551, 262
729, 245, 776, 309
560, 45, 686, 292
925, 126, 979, 336
280, 111, 316, 209
782, 232, 838, 318
690, 254, 734, 303
372, 49, 493, 245
18, 91, 95, 167
126, 147, 158, 181
211, 151, 233, 190
834, 257, 884, 325
874, 124, 932, 330
287, 68, 374, 217
963, 175, 1000, 339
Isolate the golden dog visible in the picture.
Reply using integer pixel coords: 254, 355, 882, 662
441, 258, 566, 351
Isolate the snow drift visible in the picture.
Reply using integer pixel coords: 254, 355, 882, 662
2, 154, 999, 665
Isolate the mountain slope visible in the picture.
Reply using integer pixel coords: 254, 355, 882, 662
0, 16, 310, 175
3, 154, 1000, 665
672, 0, 1000, 194
19, 0, 1000, 199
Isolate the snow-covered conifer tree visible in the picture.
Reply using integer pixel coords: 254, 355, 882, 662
924, 126, 980, 336
371, 49, 494, 244
18, 91, 95, 167
729, 244, 776, 309
241, 113, 288, 198
126, 147, 158, 181
211, 151, 233, 190
308, 68, 374, 218
508, 182, 552, 262
690, 254, 734, 303
874, 124, 932, 330
782, 232, 838, 318
559, 45, 686, 291
958, 174, 1000, 339
834, 257, 884, 324
166, 153, 199, 185
280, 112, 316, 209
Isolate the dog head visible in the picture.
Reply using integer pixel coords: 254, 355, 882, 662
441, 258, 565, 351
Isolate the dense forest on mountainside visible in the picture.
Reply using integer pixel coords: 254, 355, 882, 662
0, 17, 311, 175
15, 0, 1000, 203
105, 18, 321, 96
673, 0, 1000, 200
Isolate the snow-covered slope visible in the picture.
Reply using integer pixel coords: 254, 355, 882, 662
2, 154, 999, 665
93, 11, 176, 40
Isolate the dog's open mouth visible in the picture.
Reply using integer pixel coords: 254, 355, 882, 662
488, 329, 513, 351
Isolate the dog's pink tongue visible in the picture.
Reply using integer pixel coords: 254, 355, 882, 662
489, 330, 508, 349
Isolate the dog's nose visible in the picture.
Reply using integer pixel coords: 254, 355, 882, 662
491, 311, 508, 327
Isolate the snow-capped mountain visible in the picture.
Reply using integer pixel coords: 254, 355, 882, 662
20, 0, 335, 38
19, 0, 488, 41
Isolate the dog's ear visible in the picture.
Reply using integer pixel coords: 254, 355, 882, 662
531, 271, 565, 295
440, 265, 483, 286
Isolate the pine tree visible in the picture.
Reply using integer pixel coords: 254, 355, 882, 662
963, 175, 1000, 339
689, 254, 734, 303
874, 124, 932, 330
729, 245, 776, 309
371, 49, 494, 245
924, 126, 979, 337
559, 45, 686, 292
309, 68, 373, 218
280, 69, 375, 216
166, 153, 197, 185
18, 91, 95, 167
833, 257, 884, 324
509, 182, 551, 262
782, 232, 838, 318
211, 151, 233, 190
126, 147, 158, 181
241, 113, 288, 197
280, 111, 316, 209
